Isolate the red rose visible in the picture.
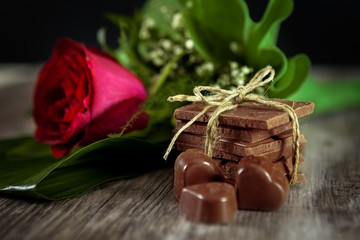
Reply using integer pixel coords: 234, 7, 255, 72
33, 38, 149, 158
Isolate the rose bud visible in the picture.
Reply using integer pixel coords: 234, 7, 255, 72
33, 38, 149, 158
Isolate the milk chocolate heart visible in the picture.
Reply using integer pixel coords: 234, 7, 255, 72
235, 156, 289, 211
179, 182, 237, 223
174, 149, 223, 200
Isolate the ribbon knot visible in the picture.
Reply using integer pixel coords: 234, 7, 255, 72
163, 66, 301, 185
236, 86, 246, 100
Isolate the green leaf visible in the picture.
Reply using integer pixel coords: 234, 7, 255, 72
6, 138, 52, 158
180, 0, 252, 64
0, 137, 165, 200
179, 0, 307, 98
254, 47, 288, 80
249, 0, 293, 48
243, 0, 297, 98
180, 0, 252, 41
288, 75, 360, 115
181, 12, 235, 64
269, 54, 311, 98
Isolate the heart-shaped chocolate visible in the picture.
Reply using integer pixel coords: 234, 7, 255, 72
235, 156, 289, 211
174, 149, 223, 200
179, 182, 237, 223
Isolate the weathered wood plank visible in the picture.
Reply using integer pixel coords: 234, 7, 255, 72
0, 64, 40, 139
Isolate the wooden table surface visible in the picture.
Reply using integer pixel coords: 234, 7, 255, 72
0, 64, 359, 240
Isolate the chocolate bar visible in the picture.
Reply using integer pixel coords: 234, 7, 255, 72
176, 135, 307, 162
176, 120, 292, 143
274, 156, 305, 174
176, 132, 305, 157
174, 99, 314, 129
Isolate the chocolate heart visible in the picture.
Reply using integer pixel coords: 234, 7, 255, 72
173, 149, 223, 200
235, 156, 289, 211
179, 182, 237, 223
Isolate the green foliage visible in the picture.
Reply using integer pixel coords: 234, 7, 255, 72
289, 75, 360, 115
0, 137, 165, 200
142, 0, 183, 39
179, 0, 310, 98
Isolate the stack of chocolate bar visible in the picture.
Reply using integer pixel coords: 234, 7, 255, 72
173, 99, 315, 184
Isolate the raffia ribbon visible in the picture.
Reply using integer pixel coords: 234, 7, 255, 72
163, 66, 301, 185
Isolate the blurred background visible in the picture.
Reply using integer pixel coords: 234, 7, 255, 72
0, 0, 359, 66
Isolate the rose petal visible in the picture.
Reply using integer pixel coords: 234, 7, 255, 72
50, 140, 80, 158
84, 46, 147, 121
82, 98, 149, 144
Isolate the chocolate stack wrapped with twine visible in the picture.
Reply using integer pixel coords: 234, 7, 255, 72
164, 66, 315, 186
164, 66, 315, 222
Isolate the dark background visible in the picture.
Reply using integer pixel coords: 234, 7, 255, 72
0, 0, 359, 66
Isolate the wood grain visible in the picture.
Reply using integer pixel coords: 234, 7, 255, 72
0, 65, 359, 240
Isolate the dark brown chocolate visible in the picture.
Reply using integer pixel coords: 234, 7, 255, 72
179, 182, 237, 223
176, 132, 305, 157
212, 159, 239, 184
176, 120, 292, 143
235, 156, 289, 211
173, 149, 223, 200
176, 135, 306, 162
274, 156, 305, 174
213, 155, 304, 184
174, 100, 314, 130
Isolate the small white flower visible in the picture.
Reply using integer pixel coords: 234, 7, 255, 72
217, 74, 230, 87
203, 62, 214, 73
229, 41, 242, 54
231, 68, 240, 78
229, 61, 239, 70
160, 39, 172, 51
240, 65, 253, 75
173, 45, 184, 55
185, 39, 194, 50
172, 13, 184, 29
186, 0, 193, 8
139, 30, 150, 40
144, 17, 155, 28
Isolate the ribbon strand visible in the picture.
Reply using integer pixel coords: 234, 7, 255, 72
164, 66, 300, 185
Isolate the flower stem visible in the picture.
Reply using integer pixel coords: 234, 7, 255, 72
149, 50, 187, 96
